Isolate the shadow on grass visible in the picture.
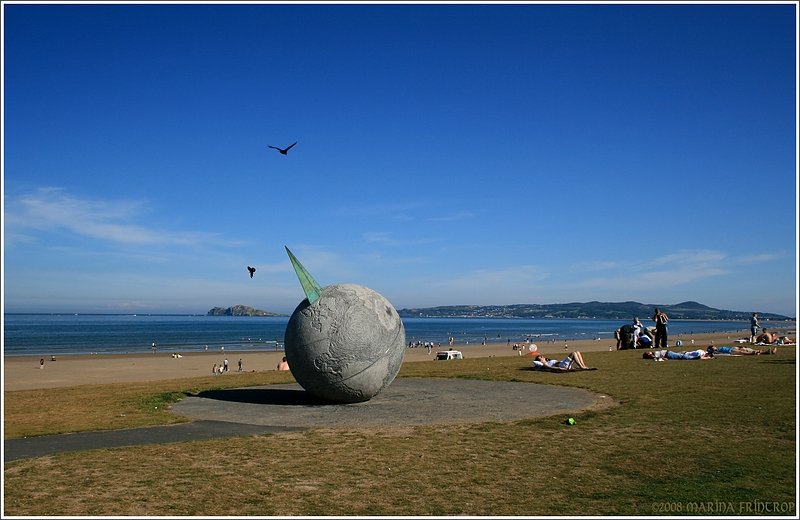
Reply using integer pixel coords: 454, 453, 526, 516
193, 387, 340, 406
758, 358, 796, 365
516, 366, 597, 373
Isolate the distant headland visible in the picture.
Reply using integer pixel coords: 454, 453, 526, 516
207, 305, 287, 317
397, 301, 793, 321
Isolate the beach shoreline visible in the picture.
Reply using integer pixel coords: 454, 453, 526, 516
3, 329, 794, 392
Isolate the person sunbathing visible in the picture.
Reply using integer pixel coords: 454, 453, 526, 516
707, 345, 776, 356
531, 351, 596, 372
642, 348, 713, 361
754, 328, 776, 345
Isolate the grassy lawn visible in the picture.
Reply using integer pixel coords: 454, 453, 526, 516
3, 349, 796, 516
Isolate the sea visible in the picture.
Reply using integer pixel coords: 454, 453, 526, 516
3, 313, 791, 358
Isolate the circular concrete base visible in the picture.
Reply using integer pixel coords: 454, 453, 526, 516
172, 378, 614, 429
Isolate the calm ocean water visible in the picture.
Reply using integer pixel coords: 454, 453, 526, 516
1, 314, 781, 357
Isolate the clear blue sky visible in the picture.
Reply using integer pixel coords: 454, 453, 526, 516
3, 2, 798, 317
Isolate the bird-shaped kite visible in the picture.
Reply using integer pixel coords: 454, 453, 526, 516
247, 266, 256, 278
268, 141, 297, 155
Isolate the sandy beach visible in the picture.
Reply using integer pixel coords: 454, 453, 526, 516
4, 328, 794, 392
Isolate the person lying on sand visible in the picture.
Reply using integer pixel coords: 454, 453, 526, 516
531, 351, 597, 372
643, 349, 713, 361
707, 346, 777, 356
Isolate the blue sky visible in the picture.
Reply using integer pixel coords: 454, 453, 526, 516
2, 2, 798, 317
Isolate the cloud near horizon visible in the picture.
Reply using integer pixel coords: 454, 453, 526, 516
5, 187, 229, 247
392, 248, 783, 308
572, 250, 731, 291
4, 189, 792, 315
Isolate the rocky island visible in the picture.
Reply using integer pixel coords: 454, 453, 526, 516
207, 305, 286, 317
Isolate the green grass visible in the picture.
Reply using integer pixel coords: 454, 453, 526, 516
3, 350, 796, 516
3, 370, 296, 438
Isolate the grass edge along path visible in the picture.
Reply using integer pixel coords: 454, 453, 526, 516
3, 349, 797, 516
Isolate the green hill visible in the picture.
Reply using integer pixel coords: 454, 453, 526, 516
397, 301, 791, 321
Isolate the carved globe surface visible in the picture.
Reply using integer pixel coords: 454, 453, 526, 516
284, 284, 406, 403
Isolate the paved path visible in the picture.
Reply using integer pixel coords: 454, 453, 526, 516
5, 378, 612, 461
4, 421, 305, 462
173, 378, 612, 428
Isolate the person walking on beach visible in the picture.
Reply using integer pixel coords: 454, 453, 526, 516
652, 308, 669, 349
223, 357, 229, 372
238, 358, 243, 372
750, 313, 760, 344
212, 363, 218, 375
39, 358, 45, 369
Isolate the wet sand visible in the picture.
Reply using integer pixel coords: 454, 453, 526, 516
4, 329, 794, 392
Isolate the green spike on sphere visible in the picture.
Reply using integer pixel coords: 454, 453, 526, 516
285, 246, 323, 305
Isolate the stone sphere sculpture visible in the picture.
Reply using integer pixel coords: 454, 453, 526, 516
284, 283, 406, 403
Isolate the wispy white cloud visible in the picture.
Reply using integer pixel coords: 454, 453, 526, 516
363, 231, 394, 244
569, 249, 732, 292
5, 187, 224, 246
735, 253, 783, 265
333, 202, 473, 223
412, 264, 551, 304
645, 250, 727, 268
569, 260, 619, 273
333, 202, 425, 221
396, 249, 748, 308
282, 244, 355, 280
362, 231, 438, 247
427, 211, 475, 222
578, 267, 729, 292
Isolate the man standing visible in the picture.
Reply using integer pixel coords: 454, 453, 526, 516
652, 308, 669, 349
750, 312, 760, 344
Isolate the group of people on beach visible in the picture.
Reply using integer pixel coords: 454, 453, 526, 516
211, 357, 239, 375
632, 310, 793, 363
614, 309, 670, 350
209, 356, 290, 374
642, 344, 778, 361
752, 327, 794, 346
531, 309, 795, 372
408, 341, 440, 354
748, 313, 794, 345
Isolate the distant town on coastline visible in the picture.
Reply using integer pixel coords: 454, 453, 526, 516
396, 301, 792, 321
209, 301, 792, 321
